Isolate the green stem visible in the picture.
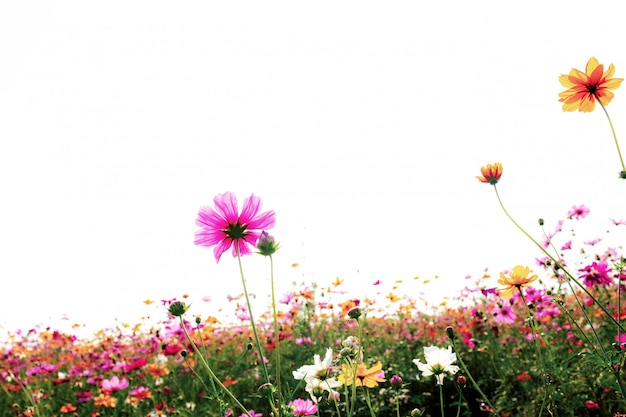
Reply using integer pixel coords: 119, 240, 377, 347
235, 247, 271, 383
595, 95, 625, 173
439, 383, 445, 417
234, 246, 279, 415
518, 291, 549, 417
449, 339, 498, 415
178, 317, 253, 417
269, 254, 283, 409
493, 185, 626, 333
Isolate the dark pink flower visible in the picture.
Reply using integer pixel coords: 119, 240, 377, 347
194, 192, 275, 262
585, 400, 600, 409
567, 204, 589, 220
579, 261, 613, 288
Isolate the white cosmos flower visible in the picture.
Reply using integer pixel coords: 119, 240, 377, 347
293, 348, 334, 382
412, 346, 460, 385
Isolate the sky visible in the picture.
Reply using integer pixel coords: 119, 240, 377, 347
1, 2, 626, 339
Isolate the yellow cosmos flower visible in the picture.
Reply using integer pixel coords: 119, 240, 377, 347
559, 57, 623, 112
497, 265, 538, 298
338, 361, 386, 388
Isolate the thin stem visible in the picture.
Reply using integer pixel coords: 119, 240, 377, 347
493, 185, 626, 333
518, 290, 549, 417
449, 338, 498, 415
269, 254, 283, 408
179, 317, 253, 417
595, 95, 625, 173
235, 247, 271, 383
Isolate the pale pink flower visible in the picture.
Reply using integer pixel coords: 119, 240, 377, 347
289, 399, 318, 416
194, 192, 276, 262
560, 241, 572, 251
101, 376, 128, 392
567, 204, 589, 220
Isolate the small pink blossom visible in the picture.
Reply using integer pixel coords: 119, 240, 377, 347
584, 238, 601, 246
101, 376, 128, 392
491, 305, 517, 325
611, 218, 626, 226
194, 192, 276, 263
560, 241, 572, 251
289, 398, 318, 416
585, 400, 600, 409
567, 204, 589, 220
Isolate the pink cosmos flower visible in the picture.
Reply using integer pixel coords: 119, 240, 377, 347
194, 192, 276, 262
579, 261, 613, 288
289, 399, 318, 416
560, 240, 572, 251
101, 376, 128, 392
491, 305, 517, 325
567, 204, 589, 220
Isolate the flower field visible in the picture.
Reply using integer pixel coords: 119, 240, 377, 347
2, 57, 626, 417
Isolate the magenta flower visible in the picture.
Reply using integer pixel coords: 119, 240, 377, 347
579, 261, 613, 288
194, 192, 276, 262
491, 305, 517, 325
567, 204, 589, 220
289, 398, 318, 416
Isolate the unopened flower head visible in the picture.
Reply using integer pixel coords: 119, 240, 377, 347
413, 346, 460, 386
476, 162, 503, 185
559, 57, 623, 112
256, 231, 279, 257
497, 265, 538, 298
194, 192, 276, 263
168, 301, 190, 317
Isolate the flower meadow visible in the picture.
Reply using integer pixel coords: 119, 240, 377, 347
2, 57, 626, 417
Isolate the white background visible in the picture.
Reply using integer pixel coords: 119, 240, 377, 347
1, 2, 625, 339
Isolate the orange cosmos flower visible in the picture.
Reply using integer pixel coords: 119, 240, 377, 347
60, 404, 77, 413
559, 57, 623, 112
476, 162, 503, 185
497, 265, 538, 298
93, 393, 117, 408
338, 361, 386, 388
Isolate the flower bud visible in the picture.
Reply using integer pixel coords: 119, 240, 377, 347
457, 375, 467, 387
347, 307, 362, 320
445, 326, 456, 341
256, 231, 279, 256
538, 218, 545, 226
168, 301, 189, 317
390, 375, 403, 386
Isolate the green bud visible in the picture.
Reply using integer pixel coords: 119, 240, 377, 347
168, 301, 190, 317
256, 231, 279, 256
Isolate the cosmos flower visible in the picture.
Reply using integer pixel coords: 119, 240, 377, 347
101, 376, 128, 393
497, 265, 538, 298
289, 399, 318, 416
293, 348, 343, 403
559, 57, 623, 112
567, 204, 589, 220
338, 361, 386, 388
194, 192, 276, 262
579, 261, 613, 288
476, 162, 503, 185
491, 305, 517, 325
413, 346, 460, 385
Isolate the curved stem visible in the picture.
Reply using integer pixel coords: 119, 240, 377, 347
493, 185, 626, 333
595, 95, 625, 173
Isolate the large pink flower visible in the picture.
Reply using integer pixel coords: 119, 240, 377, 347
194, 192, 276, 262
